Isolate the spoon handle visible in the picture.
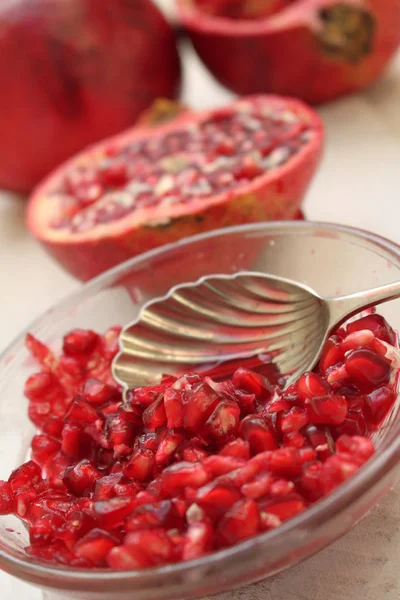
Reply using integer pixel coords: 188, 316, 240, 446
328, 280, 400, 329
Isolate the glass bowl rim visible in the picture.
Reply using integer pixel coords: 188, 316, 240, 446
1, 220, 400, 591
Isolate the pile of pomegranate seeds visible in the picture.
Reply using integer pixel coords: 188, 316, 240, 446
0, 314, 399, 570
54, 98, 313, 231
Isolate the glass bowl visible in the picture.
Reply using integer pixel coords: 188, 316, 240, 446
1, 221, 400, 600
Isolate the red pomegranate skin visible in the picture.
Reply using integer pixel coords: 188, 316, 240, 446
27, 95, 323, 281
177, 0, 400, 105
0, 0, 181, 193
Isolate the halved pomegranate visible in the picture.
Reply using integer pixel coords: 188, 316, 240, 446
0, 0, 181, 193
27, 95, 323, 281
177, 0, 400, 105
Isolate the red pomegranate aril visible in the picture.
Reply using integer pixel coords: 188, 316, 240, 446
319, 337, 343, 374
31, 434, 61, 466
300, 462, 323, 501
365, 386, 396, 426
93, 497, 136, 529
61, 424, 93, 459
269, 479, 295, 497
204, 400, 240, 440
0, 481, 14, 514
62, 460, 101, 496
63, 330, 99, 357
142, 396, 167, 430
30, 513, 65, 546
233, 368, 273, 402
24, 372, 59, 401
64, 397, 100, 425
241, 473, 273, 499
219, 439, 250, 460
74, 529, 118, 566
297, 372, 330, 401
320, 455, 359, 494
347, 314, 396, 345
202, 455, 245, 477
124, 448, 154, 482
83, 379, 119, 406
260, 496, 305, 521
345, 349, 391, 391
183, 520, 214, 560
42, 415, 64, 439
182, 445, 209, 463
125, 529, 174, 565
265, 448, 302, 477
309, 395, 348, 425
279, 407, 309, 433
196, 481, 242, 518
107, 544, 152, 570
161, 462, 210, 494
155, 430, 185, 467
164, 388, 185, 429
283, 431, 306, 449
184, 382, 220, 431
241, 416, 278, 454
9, 461, 42, 492
93, 474, 122, 500
335, 435, 375, 465
218, 499, 260, 545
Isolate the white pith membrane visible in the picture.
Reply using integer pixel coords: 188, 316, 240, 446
32, 97, 318, 242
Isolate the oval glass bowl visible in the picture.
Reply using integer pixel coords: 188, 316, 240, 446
2, 221, 400, 600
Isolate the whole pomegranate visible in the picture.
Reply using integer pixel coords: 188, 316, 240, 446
27, 95, 323, 281
0, 0, 181, 193
177, 0, 400, 105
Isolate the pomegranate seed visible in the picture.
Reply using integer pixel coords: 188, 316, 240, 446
93, 474, 122, 500
300, 462, 323, 501
74, 529, 118, 566
241, 415, 277, 454
347, 314, 396, 344
182, 445, 209, 462
196, 480, 242, 518
270, 479, 295, 497
283, 431, 306, 448
64, 397, 100, 424
279, 407, 309, 433
24, 372, 59, 401
142, 396, 167, 430
25, 334, 56, 369
161, 462, 210, 494
125, 529, 173, 565
184, 382, 220, 432
219, 439, 250, 460
9, 461, 42, 492
260, 496, 305, 521
93, 497, 136, 529
260, 511, 281, 531
0, 481, 14, 514
340, 329, 375, 353
155, 430, 185, 466
30, 513, 65, 546
218, 499, 260, 545
297, 372, 330, 401
320, 455, 359, 494
83, 378, 119, 406
61, 424, 92, 459
183, 520, 214, 560
319, 336, 343, 374
62, 460, 101, 496
335, 434, 374, 464
31, 434, 61, 466
308, 395, 348, 425
345, 349, 390, 391
202, 455, 245, 477
63, 329, 99, 357
266, 448, 302, 477
241, 472, 273, 499
233, 368, 273, 402
124, 448, 154, 481
164, 388, 185, 428
365, 385, 396, 426
107, 545, 152, 570
203, 400, 240, 440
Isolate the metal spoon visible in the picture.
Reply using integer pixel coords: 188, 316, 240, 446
112, 271, 400, 390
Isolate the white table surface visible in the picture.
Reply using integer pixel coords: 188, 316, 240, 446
1, 32, 400, 600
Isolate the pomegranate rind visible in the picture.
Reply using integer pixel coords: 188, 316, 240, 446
177, 0, 400, 105
27, 95, 323, 281
0, 0, 181, 193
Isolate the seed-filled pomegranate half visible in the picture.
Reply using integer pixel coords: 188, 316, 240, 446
177, 0, 400, 105
27, 95, 323, 281
0, 312, 398, 569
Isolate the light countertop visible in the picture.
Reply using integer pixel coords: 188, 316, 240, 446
1, 36, 400, 600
